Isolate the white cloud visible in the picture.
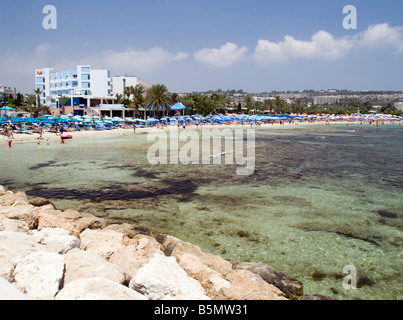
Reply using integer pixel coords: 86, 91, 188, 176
253, 31, 353, 64
36, 43, 51, 54
253, 23, 403, 65
356, 23, 403, 53
89, 47, 188, 73
194, 42, 248, 67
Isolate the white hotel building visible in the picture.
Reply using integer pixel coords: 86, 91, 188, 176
35, 66, 149, 117
35, 65, 112, 106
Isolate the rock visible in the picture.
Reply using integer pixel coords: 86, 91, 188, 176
108, 235, 165, 277
32, 228, 82, 254
37, 208, 80, 237
0, 215, 30, 233
220, 269, 287, 300
55, 277, 148, 300
233, 261, 303, 299
13, 251, 65, 300
160, 235, 233, 276
0, 205, 38, 229
29, 197, 52, 207
299, 294, 335, 300
0, 277, 29, 300
177, 253, 231, 299
63, 248, 130, 286
105, 223, 152, 238
0, 192, 29, 207
73, 216, 107, 233
129, 253, 210, 300
0, 231, 43, 281
79, 229, 126, 260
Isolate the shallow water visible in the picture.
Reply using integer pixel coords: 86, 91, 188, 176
1, 123, 402, 300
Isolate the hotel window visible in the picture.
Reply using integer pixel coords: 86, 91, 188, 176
81, 67, 90, 73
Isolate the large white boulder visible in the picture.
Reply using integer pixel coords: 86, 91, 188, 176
129, 253, 210, 300
0, 231, 43, 281
63, 248, 130, 285
13, 251, 65, 300
32, 228, 82, 254
55, 277, 148, 300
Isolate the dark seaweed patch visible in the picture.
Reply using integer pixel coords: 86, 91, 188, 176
334, 232, 381, 247
377, 210, 398, 219
29, 161, 58, 170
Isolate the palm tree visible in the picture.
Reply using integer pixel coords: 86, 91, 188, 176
274, 96, 286, 114
145, 84, 170, 117
24, 94, 37, 115
263, 99, 274, 114
131, 85, 145, 118
243, 96, 255, 114
58, 95, 70, 116
33, 88, 43, 118
114, 93, 124, 104
124, 86, 132, 100
180, 93, 198, 115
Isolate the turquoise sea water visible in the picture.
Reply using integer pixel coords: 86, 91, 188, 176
1, 123, 402, 300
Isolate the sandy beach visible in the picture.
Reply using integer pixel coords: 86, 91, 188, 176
2, 121, 351, 146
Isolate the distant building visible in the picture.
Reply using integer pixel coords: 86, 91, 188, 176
111, 76, 149, 98
0, 85, 17, 105
313, 96, 340, 105
395, 97, 403, 111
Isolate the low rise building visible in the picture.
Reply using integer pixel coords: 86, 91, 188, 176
313, 96, 340, 105
0, 85, 17, 105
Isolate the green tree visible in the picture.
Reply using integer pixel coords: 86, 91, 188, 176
263, 99, 275, 114
24, 94, 37, 113
114, 93, 124, 104
145, 84, 170, 117
243, 96, 255, 114
33, 88, 43, 118
58, 95, 70, 115
274, 96, 287, 114
131, 85, 145, 118
180, 93, 198, 115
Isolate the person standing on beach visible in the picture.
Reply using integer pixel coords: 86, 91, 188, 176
38, 126, 43, 139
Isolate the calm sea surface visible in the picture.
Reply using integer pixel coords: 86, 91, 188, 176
1, 123, 402, 300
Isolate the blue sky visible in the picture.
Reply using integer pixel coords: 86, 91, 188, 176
1, 0, 403, 93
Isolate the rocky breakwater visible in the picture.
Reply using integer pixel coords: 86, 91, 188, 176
0, 185, 321, 300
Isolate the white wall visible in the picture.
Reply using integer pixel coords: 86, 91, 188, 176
111, 76, 139, 96
90, 69, 111, 97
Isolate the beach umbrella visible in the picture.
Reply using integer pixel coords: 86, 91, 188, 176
24, 117, 37, 123
11, 117, 24, 123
